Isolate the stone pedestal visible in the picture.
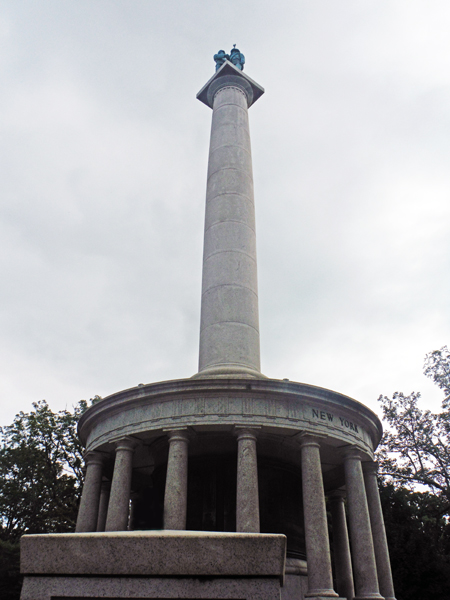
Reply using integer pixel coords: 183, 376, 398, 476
20, 531, 286, 600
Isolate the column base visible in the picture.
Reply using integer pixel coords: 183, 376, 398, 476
354, 595, 384, 600
305, 590, 340, 598
305, 597, 345, 600
193, 365, 266, 379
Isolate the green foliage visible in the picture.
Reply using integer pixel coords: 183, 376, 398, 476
424, 346, 450, 408
0, 397, 100, 599
377, 347, 450, 599
379, 481, 450, 600
377, 347, 450, 510
0, 540, 21, 600
0, 398, 100, 542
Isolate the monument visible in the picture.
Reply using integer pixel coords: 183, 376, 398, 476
20, 51, 396, 600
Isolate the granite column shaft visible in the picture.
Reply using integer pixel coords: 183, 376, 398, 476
236, 428, 260, 533
105, 438, 136, 532
163, 430, 189, 530
329, 491, 355, 600
198, 82, 261, 378
343, 449, 383, 600
363, 462, 396, 600
299, 436, 338, 598
75, 451, 104, 533
96, 481, 111, 532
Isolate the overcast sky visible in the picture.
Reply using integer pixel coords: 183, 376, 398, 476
1, 1, 449, 427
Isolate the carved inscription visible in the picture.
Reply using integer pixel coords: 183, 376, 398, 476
338, 416, 359, 433
311, 408, 359, 434
312, 408, 334, 422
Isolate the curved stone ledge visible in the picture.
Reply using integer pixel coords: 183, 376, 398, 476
78, 378, 382, 456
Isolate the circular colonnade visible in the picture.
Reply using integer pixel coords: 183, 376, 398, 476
75, 376, 395, 600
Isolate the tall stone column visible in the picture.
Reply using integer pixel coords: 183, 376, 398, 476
236, 428, 260, 533
329, 491, 355, 600
75, 451, 104, 533
363, 462, 397, 600
343, 448, 383, 600
299, 436, 338, 598
96, 481, 111, 532
163, 430, 189, 530
105, 438, 136, 532
196, 63, 265, 378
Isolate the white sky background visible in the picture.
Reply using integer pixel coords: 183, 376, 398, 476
1, 1, 449, 426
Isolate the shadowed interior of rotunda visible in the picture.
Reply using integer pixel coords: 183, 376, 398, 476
121, 434, 308, 559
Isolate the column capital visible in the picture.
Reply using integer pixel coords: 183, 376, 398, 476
362, 460, 379, 475
328, 489, 347, 503
164, 428, 190, 443
197, 60, 264, 109
234, 426, 261, 441
83, 450, 106, 466
114, 437, 139, 453
297, 433, 325, 449
341, 445, 368, 461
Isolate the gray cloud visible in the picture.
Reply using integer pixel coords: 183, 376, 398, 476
1, 1, 449, 425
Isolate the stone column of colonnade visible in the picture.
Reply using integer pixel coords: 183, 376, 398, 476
75, 427, 264, 534
236, 428, 260, 532
299, 436, 340, 599
343, 448, 383, 600
162, 427, 262, 533
105, 438, 137, 532
96, 481, 111, 532
363, 462, 397, 600
197, 78, 262, 378
75, 451, 104, 533
163, 430, 189, 530
329, 491, 355, 600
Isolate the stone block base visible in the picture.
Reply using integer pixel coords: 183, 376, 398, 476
21, 576, 282, 600
20, 530, 286, 600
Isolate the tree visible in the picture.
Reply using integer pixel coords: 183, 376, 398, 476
0, 540, 21, 600
0, 397, 100, 599
0, 399, 90, 541
376, 347, 450, 599
424, 346, 450, 407
377, 347, 450, 511
379, 481, 450, 600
